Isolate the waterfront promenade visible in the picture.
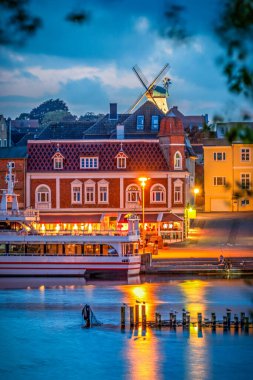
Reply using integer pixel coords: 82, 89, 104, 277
152, 212, 253, 259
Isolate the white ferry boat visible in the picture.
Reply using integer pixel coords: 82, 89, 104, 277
0, 162, 141, 277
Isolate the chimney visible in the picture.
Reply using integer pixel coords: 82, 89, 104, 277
116, 124, 124, 140
109, 103, 118, 120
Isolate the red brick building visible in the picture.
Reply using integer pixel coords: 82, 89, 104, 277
26, 115, 190, 239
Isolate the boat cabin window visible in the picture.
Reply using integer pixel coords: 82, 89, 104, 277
0, 244, 5, 253
9, 244, 26, 254
26, 244, 44, 255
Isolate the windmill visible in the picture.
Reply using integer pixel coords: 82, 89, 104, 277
128, 64, 171, 114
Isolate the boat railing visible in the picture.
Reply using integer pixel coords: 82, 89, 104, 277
0, 208, 40, 219
33, 229, 140, 237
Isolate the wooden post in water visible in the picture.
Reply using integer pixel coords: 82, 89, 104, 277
240, 312, 245, 328
135, 304, 139, 325
169, 312, 173, 326
211, 313, 216, 328
172, 313, 177, 327
226, 311, 231, 327
245, 316, 249, 330
141, 304, 146, 326
130, 306, 134, 327
121, 306, 126, 328
223, 315, 228, 328
158, 313, 162, 328
186, 313, 190, 327
197, 313, 202, 327
182, 312, 186, 326
234, 314, 239, 328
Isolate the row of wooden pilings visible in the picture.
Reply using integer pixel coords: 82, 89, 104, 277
120, 305, 252, 329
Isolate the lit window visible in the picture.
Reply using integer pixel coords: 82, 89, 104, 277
137, 115, 144, 130
3, 139, 7, 147
80, 157, 99, 169
213, 177, 226, 186
127, 185, 141, 202
241, 148, 250, 161
0, 139, 2, 147
241, 173, 251, 190
174, 151, 182, 170
214, 152, 226, 161
151, 115, 159, 130
84, 181, 95, 203
151, 184, 166, 203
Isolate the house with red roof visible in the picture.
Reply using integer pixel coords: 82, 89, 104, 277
26, 113, 191, 241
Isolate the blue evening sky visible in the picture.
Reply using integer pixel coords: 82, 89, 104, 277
0, 0, 250, 120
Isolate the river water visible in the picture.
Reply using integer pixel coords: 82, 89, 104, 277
0, 276, 252, 380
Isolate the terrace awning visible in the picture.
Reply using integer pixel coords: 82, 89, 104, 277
39, 214, 104, 224
118, 213, 160, 223
161, 212, 184, 222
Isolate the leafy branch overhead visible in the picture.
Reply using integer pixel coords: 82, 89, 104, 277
0, 0, 89, 46
215, 0, 253, 99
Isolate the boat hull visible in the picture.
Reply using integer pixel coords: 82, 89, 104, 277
0, 255, 141, 277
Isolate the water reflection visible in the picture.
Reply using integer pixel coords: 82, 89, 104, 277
126, 327, 160, 380
180, 280, 209, 380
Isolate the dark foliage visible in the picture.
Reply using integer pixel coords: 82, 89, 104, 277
29, 99, 68, 122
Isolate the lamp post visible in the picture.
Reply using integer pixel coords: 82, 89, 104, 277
193, 187, 200, 207
138, 177, 149, 254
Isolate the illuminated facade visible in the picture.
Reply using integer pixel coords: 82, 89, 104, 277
25, 115, 192, 237
204, 142, 253, 211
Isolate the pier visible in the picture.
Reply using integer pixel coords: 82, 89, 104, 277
120, 304, 253, 330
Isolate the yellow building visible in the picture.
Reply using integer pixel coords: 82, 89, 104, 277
204, 140, 253, 211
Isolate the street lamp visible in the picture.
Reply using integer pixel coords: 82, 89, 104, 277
138, 177, 149, 254
193, 187, 200, 207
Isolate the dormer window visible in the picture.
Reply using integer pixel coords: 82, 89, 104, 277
115, 147, 128, 169
52, 150, 64, 170
151, 115, 159, 130
80, 157, 99, 169
137, 115, 144, 130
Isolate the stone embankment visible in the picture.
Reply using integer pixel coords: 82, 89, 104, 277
143, 256, 253, 275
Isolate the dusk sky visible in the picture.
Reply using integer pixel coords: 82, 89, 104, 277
0, 0, 250, 121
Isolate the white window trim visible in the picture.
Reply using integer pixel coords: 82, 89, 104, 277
150, 184, 166, 204
241, 173, 251, 190
126, 184, 141, 203
213, 177, 226, 186
117, 156, 126, 169
240, 148, 250, 162
35, 184, 51, 209
84, 180, 96, 204
98, 180, 109, 204
174, 179, 183, 204
174, 151, 182, 170
54, 157, 63, 170
71, 180, 82, 204
80, 157, 99, 169
214, 152, 226, 161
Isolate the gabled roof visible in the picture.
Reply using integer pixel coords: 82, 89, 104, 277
27, 140, 169, 172
37, 121, 95, 140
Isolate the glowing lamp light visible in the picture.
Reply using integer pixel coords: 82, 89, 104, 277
55, 224, 60, 232
88, 223, 92, 233
41, 224, 45, 233
73, 224, 78, 230
193, 187, 200, 195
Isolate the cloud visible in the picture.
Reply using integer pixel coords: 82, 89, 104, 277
134, 16, 150, 33
0, 60, 139, 99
